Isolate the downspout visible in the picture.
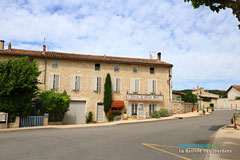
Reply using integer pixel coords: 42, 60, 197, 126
43, 45, 47, 90
169, 66, 172, 115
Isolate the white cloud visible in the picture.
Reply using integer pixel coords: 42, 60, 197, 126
0, 0, 239, 90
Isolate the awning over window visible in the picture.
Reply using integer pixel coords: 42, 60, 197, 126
111, 101, 125, 108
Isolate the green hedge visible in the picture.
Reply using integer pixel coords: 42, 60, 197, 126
150, 109, 170, 118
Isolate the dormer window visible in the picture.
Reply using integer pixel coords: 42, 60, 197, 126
95, 64, 100, 71
52, 61, 58, 68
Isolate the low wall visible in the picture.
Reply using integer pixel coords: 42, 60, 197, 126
172, 102, 198, 114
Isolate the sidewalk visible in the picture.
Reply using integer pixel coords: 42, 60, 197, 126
0, 111, 211, 132
206, 125, 240, 160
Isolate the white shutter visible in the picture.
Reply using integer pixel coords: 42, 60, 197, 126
72, 76, 76, 90
156, 104, 160, 111
149, 79, 153, 93
98, 77, 102, 92
117, 78, 121, 92
131, 79, 135, 92
153, 80, 156, 93
55, 75, 59, 90
93, 77, 97, 91
128, 104, 132, 117
135, 79, 139, 93
76, 76, 80, 91
112, 78, 116, 92
49, 75, 54, 89
146, 104, 149, 118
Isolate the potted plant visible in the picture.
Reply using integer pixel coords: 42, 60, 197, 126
122, 108, 128, 120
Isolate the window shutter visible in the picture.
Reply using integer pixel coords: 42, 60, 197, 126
156, 104, 160, 111
76, 76, 80, 91
93, 77, 97, 91
149, 79, 153, 93
98, 77, 102, 92
117, 78, 121, 92
72, 76, 76, 90
49, 75, 54, 89
112, 78, 116, 92
135, 79, 139, 93
55, 75, 59, 90
153, 80, 156, 93
131, 79, 135, 92
128, 104, 132, 117
145, 104, 149, 118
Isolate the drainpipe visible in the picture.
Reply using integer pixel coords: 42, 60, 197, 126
169, 66, 172, 115
43, 45, 47, 90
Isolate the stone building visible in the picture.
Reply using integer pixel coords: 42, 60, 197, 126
0, 40, 173, 124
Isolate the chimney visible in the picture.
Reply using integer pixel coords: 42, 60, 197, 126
157, 52, 161, 62
43, 45, 46, 54
0, 40, 5, 50
8, 42, 11, 51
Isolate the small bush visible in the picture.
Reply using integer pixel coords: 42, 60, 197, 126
207, 107, 209, 112
160, 108, 170, 117
151, 111, 160, 118
86, 112, 93, 123
210, 107, 214, 112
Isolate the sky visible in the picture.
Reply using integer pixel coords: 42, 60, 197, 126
1, 0, 240, 90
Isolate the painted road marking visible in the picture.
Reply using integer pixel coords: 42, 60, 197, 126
148, 143, 207, 151
142, 143, 192, 160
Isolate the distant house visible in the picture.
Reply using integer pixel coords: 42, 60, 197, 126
172, 91, 184, 102
216, 85, 240, 110
227, 85, 240, 100
192, 87, 219, 108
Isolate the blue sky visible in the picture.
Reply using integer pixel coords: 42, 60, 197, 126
1, 0, 240, 90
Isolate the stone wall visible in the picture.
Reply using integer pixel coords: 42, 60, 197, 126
172, 102, 198, 114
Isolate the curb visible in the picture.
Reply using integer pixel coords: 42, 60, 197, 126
0, 113, 213, 132
204, 124, 228, 160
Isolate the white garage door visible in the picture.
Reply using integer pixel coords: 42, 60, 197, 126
63, 101, 86, 124
97, 104, 104, 122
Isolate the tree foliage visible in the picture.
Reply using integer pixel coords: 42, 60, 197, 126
103, 73, 112, 114
206, 90, 227, 98
0, 57, 41, 116
36, 90, 70, 121
185, 0, 240, 29
181, 91, 198, 105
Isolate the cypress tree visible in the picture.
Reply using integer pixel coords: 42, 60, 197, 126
103, 73, 112, 114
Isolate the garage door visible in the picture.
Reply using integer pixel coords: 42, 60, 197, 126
63, 101, 86, 124
97, 104, 104, 122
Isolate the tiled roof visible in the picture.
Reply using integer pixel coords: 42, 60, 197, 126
227, 85, 240, 92
0, 48, 173, 66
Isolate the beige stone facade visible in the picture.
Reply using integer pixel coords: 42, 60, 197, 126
0, 44, 173, 123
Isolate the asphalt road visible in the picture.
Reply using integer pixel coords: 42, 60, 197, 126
0, 110, 236, 160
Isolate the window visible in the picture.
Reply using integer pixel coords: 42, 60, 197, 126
149, 104, 155, 116
95, 64, 100, 71
132, 104, 138, 116
149, 79, 157, 94
133, 66, 138, 73
52, 61, 58, 68
93, 77, 102, 92
50, 74, 59, 90
131, 79, 140, 93
150, 67, 155, 74
113, 78, 121, 92
114, 65, 120, 72
72, 76, 81, 91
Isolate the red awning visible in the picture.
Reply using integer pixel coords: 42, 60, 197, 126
111, 101, 125, 108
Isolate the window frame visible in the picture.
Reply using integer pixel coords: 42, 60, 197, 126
133, 66, 138, 73
150, 67, 155, 74
52, 61, 59, 68
114, 65, 120, 72
95, 64, 101, 71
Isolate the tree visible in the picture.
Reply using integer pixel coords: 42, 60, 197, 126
182, 92, 198, 105
103, 73, 112, 114
0, 57, 41, 117
36, 90, 70, 122
184, 0, 240, 29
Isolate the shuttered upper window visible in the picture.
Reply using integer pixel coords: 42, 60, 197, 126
52, 61, 59, 68
49, 74, 59, 90
112, 78, 121, 92
149, 79, 157, 94
72, 76, 81, 91
93, 77, 102, 92
150, 67, 155, 74
131, 78, 140, 93
133, 66, 138, 73
95, 64, 100, 71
